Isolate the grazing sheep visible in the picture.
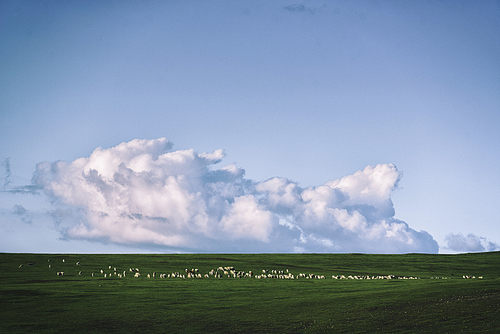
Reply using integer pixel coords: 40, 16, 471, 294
57, 272, 64, 276
76, 262, 80, 265
19, 264, 23, 268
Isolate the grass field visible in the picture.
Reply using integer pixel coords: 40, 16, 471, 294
1, 252, 499, 333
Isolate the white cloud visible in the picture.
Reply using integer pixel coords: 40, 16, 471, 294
444, 233, 499, 253
32, 138, 439, 253
220, 195, 274, 242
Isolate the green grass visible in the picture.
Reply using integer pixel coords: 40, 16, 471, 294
1, 252, 499, 333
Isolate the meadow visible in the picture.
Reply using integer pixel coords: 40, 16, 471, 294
1, 252, 499, 333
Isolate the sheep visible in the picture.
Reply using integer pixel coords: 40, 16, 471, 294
57, 272, 64, 276
62, 259, 65, 263
19, 264, 23, 268
76, 262, 81, 265
78, 271, 82, 275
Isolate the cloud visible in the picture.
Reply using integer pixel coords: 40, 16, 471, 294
11, 204, 33, 224
31, 138, 438, 253
283, 3, 326, 14
2, 158, 12, 189
1, 158, 42, 195
11, 204, 27, 216
444, 233, 499, 253
2, 185, 42, 195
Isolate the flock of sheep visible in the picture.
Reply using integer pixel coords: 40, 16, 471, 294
17, 258, 485, 281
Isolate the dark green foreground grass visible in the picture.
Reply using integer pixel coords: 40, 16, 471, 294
1, 252, 499, 333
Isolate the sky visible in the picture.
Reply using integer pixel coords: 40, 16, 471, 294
1, 0, 499, 254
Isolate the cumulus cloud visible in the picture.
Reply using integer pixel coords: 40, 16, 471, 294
444, 233, 499, 253
31, 138, 438, 253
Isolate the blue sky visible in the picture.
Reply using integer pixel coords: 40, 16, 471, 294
1, 1, 499, 253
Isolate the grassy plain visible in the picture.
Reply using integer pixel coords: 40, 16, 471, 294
1, 252, 499, 333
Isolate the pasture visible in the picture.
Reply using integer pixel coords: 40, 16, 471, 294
1, 252, 499, 333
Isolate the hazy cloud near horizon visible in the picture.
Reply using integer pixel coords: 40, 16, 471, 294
29, 138, 439, 253
444, 233, 499, 253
